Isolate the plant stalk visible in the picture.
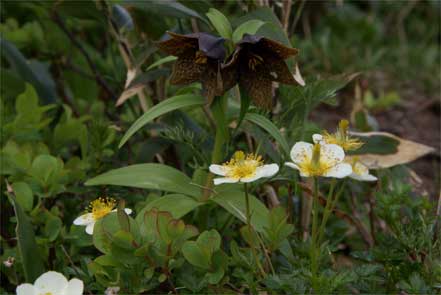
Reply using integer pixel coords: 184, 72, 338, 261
310, 177, 320, 291
244, 183, 266, 277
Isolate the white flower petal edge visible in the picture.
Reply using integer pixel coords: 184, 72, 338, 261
213, 177, 238, 185
16, 284, 37, 295
85, 222, 96, 235
323, 163, 352, 178
284, 162, 299, 170
73, 213, 94, 226
312, 134, 323, 144
350, 173, 377, 181
66, 278, 84, 295
209, 164, 228, 176
34, 271, 69, 294
290, 142, 313, 163
240, 164, 279, 183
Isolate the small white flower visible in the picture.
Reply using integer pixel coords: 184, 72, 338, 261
16, 271, 83, 295
285, 142, 352, 178
347, 158, 377, 182
73, 197, 132, 235
209, 151, 279, 185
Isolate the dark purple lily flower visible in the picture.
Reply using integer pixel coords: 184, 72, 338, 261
224, 34, 299, 109
157, 31, 235, 103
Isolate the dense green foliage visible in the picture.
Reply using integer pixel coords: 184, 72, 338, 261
1, 1, 440, 294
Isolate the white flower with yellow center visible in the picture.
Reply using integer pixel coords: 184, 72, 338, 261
285, 142, 352, 178
209, 151, 279, 185
313, 119, 364, 151
16, 271, 83, 295
73, 197, 132, 235
347, 157, 377, 181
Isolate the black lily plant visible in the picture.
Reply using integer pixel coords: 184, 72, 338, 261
224, 34, 299, 109
157, 32, 235, 103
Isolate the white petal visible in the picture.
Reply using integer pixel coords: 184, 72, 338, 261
320, 144, 345, 166
110, 208, 133, 215
209, 164, 228, 176
323, 163, 352, 178
350, 173, 378, 182
284, 162, 300, 170
73, 213, 94, 226
259, 164, 279, 177
85, 222, 96, 235
16, 284, 37, 295
290, 142, 313, 164
213, 177, 238, 185
312, 134, 323, 144
66, 278, 84, 295
34, 271, 68, 294
240, 164, 279, 183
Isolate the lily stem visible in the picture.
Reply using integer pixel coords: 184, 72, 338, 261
310, 176, 320, 292
244, 183, 266, 278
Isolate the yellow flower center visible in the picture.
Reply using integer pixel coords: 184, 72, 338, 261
297, 144, 336, 176
88, 197, 116, 221
248, 53, 263, 70
41, 293, 52, 295
195, 50, 207, 64
322, 119, 363, 151
223, 151, 263, 180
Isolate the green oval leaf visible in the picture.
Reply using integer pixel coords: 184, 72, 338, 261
85, 164, 201, 198
119, 94, 205, 148
206, 8, 232, 39
244, 112, 290, 156
136, 194, 201, 224
211, 189, 269, 232
232, 20, 265, 43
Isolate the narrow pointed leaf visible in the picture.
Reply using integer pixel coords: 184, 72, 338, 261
85, 164, 201, 198
244, 112, 290, 155
119, 94, 205, 147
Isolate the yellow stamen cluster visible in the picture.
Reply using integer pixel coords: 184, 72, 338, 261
298, 144, 333, 176
88, 197, 116, 221
223, 151, 263, 180
248, 53, 263, 70
194, 50, 208, 64
322, 119, 363, 151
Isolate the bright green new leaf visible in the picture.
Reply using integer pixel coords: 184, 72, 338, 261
119, 94, 205, 148
85, 164, 201, 198
244, 112, 290, 156
232, 20, 265, 43
206, 8, 232, 39
11, 182, 33, 211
